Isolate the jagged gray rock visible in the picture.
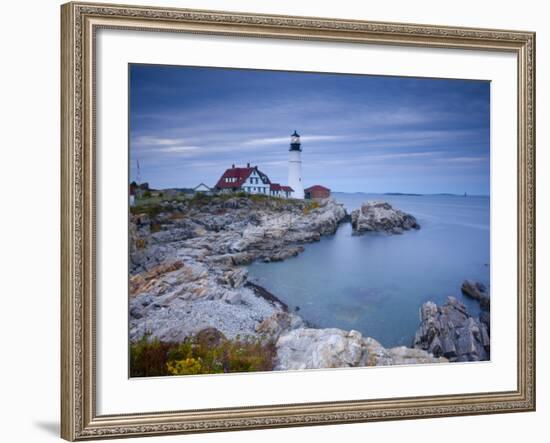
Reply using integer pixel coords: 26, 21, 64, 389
255, 311, 305, 340
350, 201, 420, 235
275, 328, 447, 371
363, 337, 448, 366
461, 280, 490, 311
275, 328, 369, 370
413, 296, 490, 362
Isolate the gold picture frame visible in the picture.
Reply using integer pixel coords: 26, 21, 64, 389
61, 1, 536, 440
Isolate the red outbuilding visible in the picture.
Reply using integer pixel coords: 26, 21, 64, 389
304, 185, 331, 199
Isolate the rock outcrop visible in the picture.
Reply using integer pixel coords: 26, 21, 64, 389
255, 311, 305, 340
362, 337, 449, 366
461, 280, 490, 311
413, 296, 490, 362
350, 201, 420, 235
129, 196, 347, 343
130, 196, 346, 274
275, 328, 368, 370
275, 327, 446, 371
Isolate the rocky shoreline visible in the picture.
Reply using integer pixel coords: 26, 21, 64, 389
129, 195, 346, 344
129, 194, 489, 372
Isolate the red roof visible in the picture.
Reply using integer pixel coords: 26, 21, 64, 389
215, 167, 255, 189
270, 183, 293, 192
305, 185, 330, 193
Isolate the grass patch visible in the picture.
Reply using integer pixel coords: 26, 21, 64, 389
134, 238, 147, 249
302, 200, 320, 215
130, 191, 305, 219
187, 192, 211, 207
130, 202, 162, 217
130, 329, 276, 377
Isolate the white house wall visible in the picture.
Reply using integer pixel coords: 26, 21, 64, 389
241, 170, 269, 195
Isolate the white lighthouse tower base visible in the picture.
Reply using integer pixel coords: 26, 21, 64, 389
288, 150, 304, 199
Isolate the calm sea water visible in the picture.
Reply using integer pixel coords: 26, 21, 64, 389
247, 193, 490, 347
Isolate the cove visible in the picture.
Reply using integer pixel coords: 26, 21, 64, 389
247, 193, 490, 347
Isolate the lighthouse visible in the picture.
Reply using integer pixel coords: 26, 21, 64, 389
288, 130, 304, 199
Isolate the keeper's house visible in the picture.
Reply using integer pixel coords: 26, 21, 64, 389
214, 163, 293, 198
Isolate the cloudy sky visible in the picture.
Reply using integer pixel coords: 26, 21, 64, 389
129, 64, 490, 194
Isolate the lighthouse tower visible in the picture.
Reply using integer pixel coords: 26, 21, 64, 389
288, 130, 304, 199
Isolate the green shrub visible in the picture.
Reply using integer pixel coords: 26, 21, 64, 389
130, 203, 162, 217
308, 200, 320, 210
130, 335, 174, 377
134, 238, 147, 249
188, 192, 210, 206
302, 200, 320, 215
130, 329, 276, 377
250, 193, 271, 203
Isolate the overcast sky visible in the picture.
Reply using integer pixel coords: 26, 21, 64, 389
129, 64, 490, 194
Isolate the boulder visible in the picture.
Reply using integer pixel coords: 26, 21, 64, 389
387, 345, 449, 365
129, 260, 184, 297
195, 327, 226, 347
413, 296, 490, 362
362, 337, 447, 366
255, 311, 304, 339
461, 280, 490, 311
275, 328, 368, 370
261, 246, 304, 262
222, 291, 242, 305
219, 267, 248, 288
350, 201, 420, 235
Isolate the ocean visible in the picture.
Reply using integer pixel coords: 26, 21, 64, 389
247, 192, 490, 348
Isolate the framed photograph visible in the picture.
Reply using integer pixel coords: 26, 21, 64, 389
61, 1, 536, 440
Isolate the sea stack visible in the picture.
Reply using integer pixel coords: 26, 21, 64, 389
351, 201, 420, 235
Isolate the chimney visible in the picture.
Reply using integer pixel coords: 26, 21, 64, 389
247, 162, 250, 168
232, 164, 235, 168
